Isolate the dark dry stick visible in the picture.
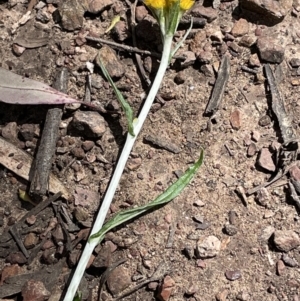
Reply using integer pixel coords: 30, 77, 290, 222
86, 36, 186, 60
264, 64, 297, 144
115, 262, 169, 300
10, 226, 30, 258
29, 68, 68, 199
288, 181, 300, 210
205, 55, 230, 115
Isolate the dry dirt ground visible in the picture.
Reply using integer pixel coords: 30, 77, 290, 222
1, 0, 300, 300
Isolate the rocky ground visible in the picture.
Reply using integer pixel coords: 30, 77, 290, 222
1, 0, 300, 300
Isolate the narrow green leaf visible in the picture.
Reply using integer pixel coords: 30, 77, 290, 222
90, 150, 204, 243
96, 53, 135, 136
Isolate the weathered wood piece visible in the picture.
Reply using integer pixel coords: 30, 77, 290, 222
264, 64, 297, 144
29, 68, 68, 200
205, 55, 230, 115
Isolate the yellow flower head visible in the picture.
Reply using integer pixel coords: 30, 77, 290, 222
144, 0, 194, 11
179, 0, 194, 10
144, 0, 166, 9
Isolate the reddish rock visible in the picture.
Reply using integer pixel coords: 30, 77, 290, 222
12, 43, 26, 56
257, 148, 276, 172
6, 252, 27, 265
252, 130, 261, 142
239, 35, 257, 47
72, 110, 106, 138
21, 280, 50, 301
191, 4, 218, 22
135, 5, 148, 22
273, 230, 300, 252
97, 46, 125, 79
289, 165, 300, 181
24, 232, 39, 249
247, 143, 257, 157
276, 259, 285, 276
230, 109, 242, 130
257, 37, 285, 63
157, 275, 176, 301
107, 266, 131, 296
231, 18, 249, 37
0, 264, 21, 285
113, 21, 130, 42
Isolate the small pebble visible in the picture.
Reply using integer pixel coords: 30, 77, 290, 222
225, 270, 242, 281
276, 259, 285, 276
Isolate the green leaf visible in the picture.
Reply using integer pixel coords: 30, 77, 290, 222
89, 150, 204, 243
96, 53, 135, 137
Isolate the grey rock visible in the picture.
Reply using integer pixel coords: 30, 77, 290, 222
196, 235, 221, 259
72, 111, 106, 138
239, 0, 293, 23
257, 37, 285, 63
273, 230, 300, 252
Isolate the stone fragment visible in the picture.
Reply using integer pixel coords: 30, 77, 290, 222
247, 143, 257, 157
255, 187, 271, 207
224, 224, 238, 236
6, 252, 27, 265
200, 64, 214, 77
252, 130, 260, 142
216, 289, 229, 301
282, 254, 298, 267
157, 275, 176, 301
180, 51, 196, 68
21, 280, 50, 301
196, 235, 221, 259
257, 37, 285, 63
239, 35, 257, 47
231, 18, 249, 37
174, 71, 185, 84
257, 148, 276, 172
24, 232, 39, 249
210, 30, 223, 43
230, 109, 242, 130
197, 51, 213, 64
191, 4, 218, 22
273, 230, 300, 252
228, 41, 242, 53
96, 46, 125, 79
225, 270, 242, 281
52, 224, 64, 244
20, 124, 38, 141
72, 110, 106, 138
2, 122, 18, 142
107, 266, 131, 296
0, 264, 21, 285
259, 226, 275, 241
186, 284, 199, 296
289, 165, 300, 181
290, 58, 300, 68
113, 21, 130, 42
276, 259, 285, 276
239, 0, 293, 23
82, 140, 95, 151
135, 5, 148, 22
258, 115, 271, 127
85, 0, 113, 14
12, 43, 26, 56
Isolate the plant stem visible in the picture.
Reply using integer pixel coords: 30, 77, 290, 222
63, 34, 173, 301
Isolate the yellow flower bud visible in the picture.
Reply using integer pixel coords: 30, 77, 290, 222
180, 0, 194, 10
144, 0, 166, 9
